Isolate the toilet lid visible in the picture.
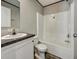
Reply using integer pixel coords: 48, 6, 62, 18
35, 44, 47, 50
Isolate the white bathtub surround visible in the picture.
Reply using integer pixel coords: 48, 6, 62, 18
40, 41, 73, 59
43, 8, 71, 47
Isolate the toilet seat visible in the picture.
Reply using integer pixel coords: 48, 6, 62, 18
35, 44, 47, 52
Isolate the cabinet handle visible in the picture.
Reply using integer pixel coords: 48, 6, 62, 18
73, 33, 77, 38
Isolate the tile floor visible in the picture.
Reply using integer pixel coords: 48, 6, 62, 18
35, 52, 62, 59
45, 52, 62, 59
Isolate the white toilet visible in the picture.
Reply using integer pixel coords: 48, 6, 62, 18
35, 44, 47, 59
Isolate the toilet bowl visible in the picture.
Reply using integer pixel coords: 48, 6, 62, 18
35, 44, 47, 59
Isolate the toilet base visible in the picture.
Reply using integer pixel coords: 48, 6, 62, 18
35, 44, 47, 59
35, 53, 45, 59
39, 52, 45, 59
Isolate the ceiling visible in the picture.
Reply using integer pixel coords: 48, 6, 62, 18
2, 0, 64, 7
37, 0, 63, 7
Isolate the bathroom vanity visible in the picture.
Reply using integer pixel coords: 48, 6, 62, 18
1, 33, 35, 59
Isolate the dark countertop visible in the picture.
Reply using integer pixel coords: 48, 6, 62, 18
1, 33, 35, 48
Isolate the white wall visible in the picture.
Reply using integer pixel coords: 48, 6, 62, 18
20, 0, 43, 34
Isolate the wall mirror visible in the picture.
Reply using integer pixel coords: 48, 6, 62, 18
1, 0, 20, 35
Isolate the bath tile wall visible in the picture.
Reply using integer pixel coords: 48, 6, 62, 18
43, 1, 70, 47
43, 12, 68, 46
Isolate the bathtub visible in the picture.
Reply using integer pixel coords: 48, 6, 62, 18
40, 40, 74, 59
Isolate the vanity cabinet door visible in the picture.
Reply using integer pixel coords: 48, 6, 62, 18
1, 47, 16, 59
16, 39, 34, 59
1, 38, 34, 59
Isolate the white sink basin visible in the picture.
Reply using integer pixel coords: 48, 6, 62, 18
1, 33, 27, 40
